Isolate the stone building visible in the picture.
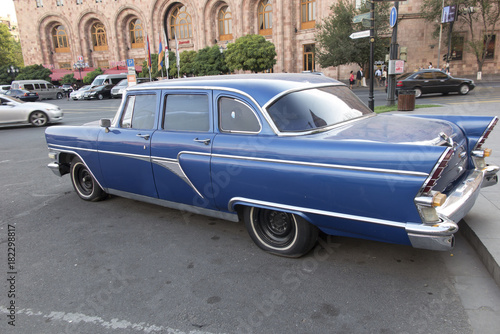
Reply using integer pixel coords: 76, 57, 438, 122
12, 0, 498, 81
0, 14, 20, 42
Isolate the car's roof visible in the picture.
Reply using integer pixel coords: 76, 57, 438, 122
129, 73, 343, 106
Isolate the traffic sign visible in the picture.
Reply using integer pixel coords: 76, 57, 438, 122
353, 12, 370, 24
349, 30, 370, 39
390, 7, 398, 28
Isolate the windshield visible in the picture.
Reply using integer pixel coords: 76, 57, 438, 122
4, 96, 24, 104
116, 79, 128, 86
266, 86, 372, 133
92, 78, 105, 86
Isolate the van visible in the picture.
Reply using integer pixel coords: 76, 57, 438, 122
91, 74, 127, 87
11, 80, 64, 100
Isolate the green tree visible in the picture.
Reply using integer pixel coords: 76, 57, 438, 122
61, 73, 76, 84
0, 23, 23, 71
15, 64, 52, 81
139, 53, 158, 79
421, 0, 500, 74
315, 0, 390, 69
83, 67, 104, 85
193, 45, 229, 76
224, 34, 277, 73
179, 50, 197, 76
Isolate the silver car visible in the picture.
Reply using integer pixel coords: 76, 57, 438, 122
70, 85, 91, 100
0, 95, 63, 127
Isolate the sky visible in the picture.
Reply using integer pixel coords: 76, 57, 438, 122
2, 0, 17, 22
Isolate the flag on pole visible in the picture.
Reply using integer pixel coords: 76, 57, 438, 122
146, 34, 152, 70
163, 30, 169, 71
158, 33, 164, 72
175, 33, 180, 69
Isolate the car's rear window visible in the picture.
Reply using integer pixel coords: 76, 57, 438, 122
266, 86, 372, 133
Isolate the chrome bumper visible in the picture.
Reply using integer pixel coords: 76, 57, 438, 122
407, 165, 498, 251
48, 162, 63, 176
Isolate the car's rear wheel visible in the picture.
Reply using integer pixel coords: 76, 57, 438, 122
29, 111, 48, 126
243, 207, 318, 257
414, 87, 422, 98
56, 92, 63, 99
70, 157, 106, 201
97, 93, 104, 100
459, 84, 470, 95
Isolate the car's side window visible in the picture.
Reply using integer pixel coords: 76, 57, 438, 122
163, 94, 209, 132
434, 72, 448, 79
219, 97, 261, 133
120, 94, 156, 129
24, 84, 34, 90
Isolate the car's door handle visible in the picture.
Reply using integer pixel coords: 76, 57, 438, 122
194, 138, 211, 145
136, 133, 150, 140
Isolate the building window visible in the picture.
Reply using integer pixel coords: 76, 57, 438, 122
303, 44, 315, 71
92, 22, 108, 51
96, 59, 109, 69
53, 25, 70, 53
56, 0, 63, 6
485, 35, 496, 59
301, 0, 316, 30
218, 6, 233, 41
76, 0, 83, 4
130, 19, 144, 49
170, 5, 192, 40
59, 62, 71, 70
36, 0, 43, 8
258, 0, 272, 36
450, 34, 464, 61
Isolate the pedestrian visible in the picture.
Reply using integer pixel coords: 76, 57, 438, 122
381, 68, 387, 87
349, 71, 355, 90
428, 62, 433, 69
356, 68, 364, 87
375, 68, 382, 86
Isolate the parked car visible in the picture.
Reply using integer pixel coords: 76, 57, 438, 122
5, 89, 40, 102
394, 69, 475, 98
61, 84, 74, 93
1, 95, 63, 127
70, 85, 91, 100
111, 78, 151, 98
83, 84, 114, 100
0, 85, 11, 94
45, 74, 498, 257
11, 80, 64, 100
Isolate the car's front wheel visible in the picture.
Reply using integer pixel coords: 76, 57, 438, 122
243, 207, 318, 257
56, 92, 63, 99
97, 93, 104, 100
70, 157, 107, 201
29, 111, 48, 126
459, 84, 470, 95
414, 87, 422, 98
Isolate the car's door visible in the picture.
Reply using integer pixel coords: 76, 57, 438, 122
413, 72, 436, 93
432, 71, 453, 93
0, 97, 24, 124
150, 90, 216, 209
98, 91, 159, 197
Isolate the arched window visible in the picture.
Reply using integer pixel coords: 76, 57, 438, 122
258, 0, 272, 36
170, 5, 192, 39
91, 22, 108, 51
52, 25, 70, 53
218, 6, 233, 41
129, 19, 144, 49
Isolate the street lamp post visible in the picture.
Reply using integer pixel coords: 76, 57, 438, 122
73, 61, 89, 82
7, 65, 19, 82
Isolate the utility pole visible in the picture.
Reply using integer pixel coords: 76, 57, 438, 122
387, 1, 399, 106
368, 0, 375, 111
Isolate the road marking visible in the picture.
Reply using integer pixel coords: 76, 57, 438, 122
447, 99, 500, 105
0, 306, 218, 333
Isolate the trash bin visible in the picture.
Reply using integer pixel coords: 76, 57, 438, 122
397, 90, 416, 111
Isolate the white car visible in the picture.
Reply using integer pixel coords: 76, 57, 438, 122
70, 85, 91, 100
0, 95, 63, 127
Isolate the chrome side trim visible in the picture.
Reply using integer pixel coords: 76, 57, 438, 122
228, 197, 407, 228
48, 143, 97, 153
98, 149, 150, 162
213, 153, 428, 177
108, 189, 239, 222
151, 156, 204, 198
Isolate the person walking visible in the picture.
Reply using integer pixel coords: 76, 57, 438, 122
356, 68, 364, 87
375, 68, 382, 87
349, 71, 355, 90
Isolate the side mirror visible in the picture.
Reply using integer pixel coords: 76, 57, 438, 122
100, 118, 111, 132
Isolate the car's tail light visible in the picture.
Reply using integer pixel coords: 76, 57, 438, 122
396, 81, 403, 87
421, 147, 453, 194
474, 117, 498, 150
24, 93, 28, 96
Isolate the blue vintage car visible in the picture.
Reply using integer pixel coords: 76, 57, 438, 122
45, 74, 498, 257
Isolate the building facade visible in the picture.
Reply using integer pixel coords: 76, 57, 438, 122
12, 0, 499, 80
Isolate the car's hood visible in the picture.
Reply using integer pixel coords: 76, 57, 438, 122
319, 113, 462, 146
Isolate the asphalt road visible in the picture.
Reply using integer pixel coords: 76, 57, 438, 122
1, 90, 499, 334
